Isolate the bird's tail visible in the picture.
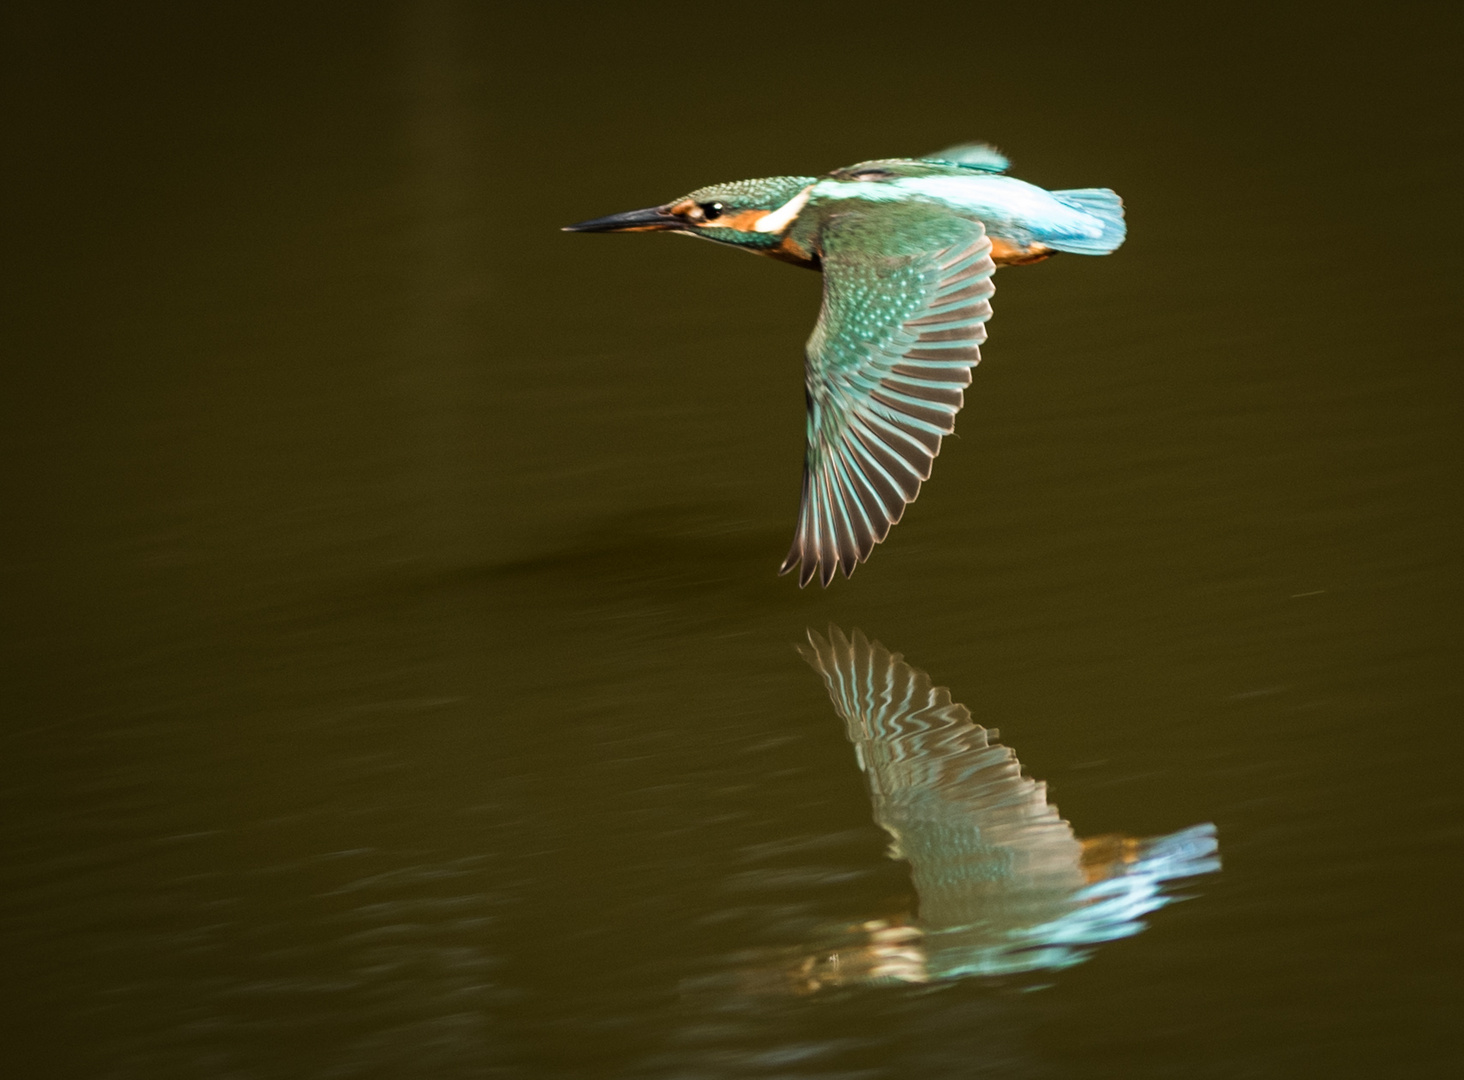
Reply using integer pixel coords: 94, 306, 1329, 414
1048, 187, 1127, 255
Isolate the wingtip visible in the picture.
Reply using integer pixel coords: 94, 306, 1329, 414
777, 545, 799, 577
777, 552, 818, 589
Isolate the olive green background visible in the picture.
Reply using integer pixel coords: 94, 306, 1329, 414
3, 1, 1460, 1076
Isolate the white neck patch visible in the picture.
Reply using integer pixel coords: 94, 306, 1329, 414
753, 185, 813, 233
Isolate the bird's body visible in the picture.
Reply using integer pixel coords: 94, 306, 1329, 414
565, 144, 1126, 585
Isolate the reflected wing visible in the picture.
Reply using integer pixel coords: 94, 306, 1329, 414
781, 211, 995, 586
799, 626, 1084, 932
793, 626, 1222, 983
920, 141, 1011, 173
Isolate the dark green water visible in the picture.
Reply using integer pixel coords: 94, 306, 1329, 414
4, 2, 1461, 1076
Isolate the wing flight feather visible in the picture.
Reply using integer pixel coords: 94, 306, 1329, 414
781, 213, 995, 585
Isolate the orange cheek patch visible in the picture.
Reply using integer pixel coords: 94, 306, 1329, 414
711, 209, 770, 231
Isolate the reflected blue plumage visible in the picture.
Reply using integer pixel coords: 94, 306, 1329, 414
791, 627, 1219, 986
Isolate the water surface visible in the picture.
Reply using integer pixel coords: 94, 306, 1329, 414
3, 2, 1461, 1076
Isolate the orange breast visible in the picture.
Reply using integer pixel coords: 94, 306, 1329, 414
989, 236, 1053, 266
770, 231, 818, 269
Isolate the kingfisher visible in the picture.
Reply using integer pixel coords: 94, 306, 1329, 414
564, 143, 1126, 586
789, 626, 1218, 987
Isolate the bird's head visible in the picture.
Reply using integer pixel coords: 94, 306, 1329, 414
563, 175, 820, 254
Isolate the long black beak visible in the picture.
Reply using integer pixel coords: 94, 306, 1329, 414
562, 205, 685, 233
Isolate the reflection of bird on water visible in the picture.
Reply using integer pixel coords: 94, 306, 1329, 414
792, 627, 1219, 989
565, 143, 1126, 586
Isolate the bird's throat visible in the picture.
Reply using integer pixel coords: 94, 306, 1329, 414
767, 232, 819, 269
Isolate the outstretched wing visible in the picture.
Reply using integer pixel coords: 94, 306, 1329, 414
781, 209, 995, 586
797, 626, 1223, 980
799, 627, 1085, 934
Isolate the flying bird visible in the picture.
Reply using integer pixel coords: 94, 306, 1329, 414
790, 626, 1218, 987
565, 144, 1126, 585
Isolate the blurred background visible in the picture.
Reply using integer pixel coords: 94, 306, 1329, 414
3, 1, 1461, 1076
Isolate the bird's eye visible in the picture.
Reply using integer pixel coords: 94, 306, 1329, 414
700, 202, 724, 220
